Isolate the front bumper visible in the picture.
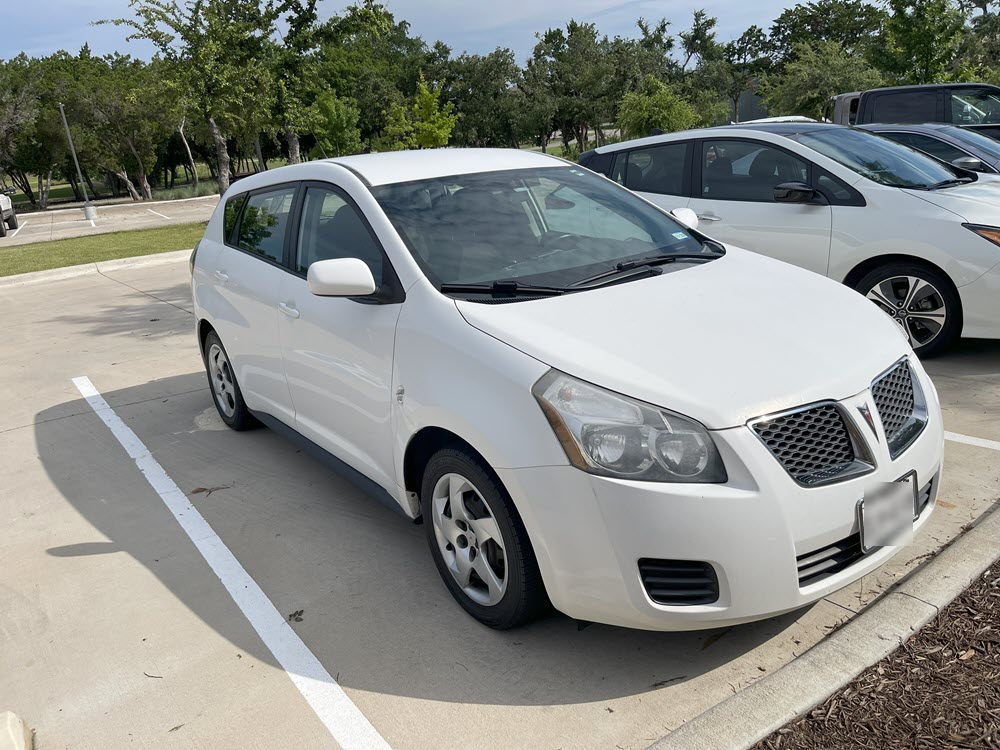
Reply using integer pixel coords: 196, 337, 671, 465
499, 368, 944, 631
959, 260, 1000, 339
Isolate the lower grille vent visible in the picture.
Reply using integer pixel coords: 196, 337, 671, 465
639, 558, 719, 605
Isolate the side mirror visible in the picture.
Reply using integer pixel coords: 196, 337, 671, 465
951, 156, 985, 172
670, 207, 699, 230
307, 258, 377, 297
774, 181, 818, 204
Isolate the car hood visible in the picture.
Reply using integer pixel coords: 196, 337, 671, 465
456, 247, 909, 429
904, 177, 1000, 224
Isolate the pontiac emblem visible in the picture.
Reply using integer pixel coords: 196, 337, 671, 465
857, 402, 879, 440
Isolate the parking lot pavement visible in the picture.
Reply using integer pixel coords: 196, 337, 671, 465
1, 195, 219, 246
1, 258, 998, 749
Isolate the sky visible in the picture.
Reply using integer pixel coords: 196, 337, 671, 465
3, 0, 793, 63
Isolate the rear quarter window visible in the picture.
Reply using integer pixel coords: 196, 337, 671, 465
223, 194, 246, 245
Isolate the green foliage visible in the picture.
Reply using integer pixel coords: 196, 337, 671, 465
307, 91, 362, 157
769, 0, 888, 64
878, 0, 966, 84
411, 74, 458, 148
759, 41, 884, 118
618, 76, 698, 138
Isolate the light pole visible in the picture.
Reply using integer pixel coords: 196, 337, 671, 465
58, 102, 97, 221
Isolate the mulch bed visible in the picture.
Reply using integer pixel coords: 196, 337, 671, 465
755, 563, 1000, 750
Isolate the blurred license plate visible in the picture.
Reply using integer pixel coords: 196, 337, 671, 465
858, 475, 916, 553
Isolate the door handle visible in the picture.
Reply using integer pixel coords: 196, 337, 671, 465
696, 214, 721, 222
278, 302, 300, 319
214, 270, 229, 283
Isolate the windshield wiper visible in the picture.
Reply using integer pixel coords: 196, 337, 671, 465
570, 252, 721, 288
926, 177, 975, 190
439, 280, 568, 296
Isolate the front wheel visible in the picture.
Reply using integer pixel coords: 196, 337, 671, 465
421, 446, 548, 629
7, 208, 18, 230
854, 262, 961, 358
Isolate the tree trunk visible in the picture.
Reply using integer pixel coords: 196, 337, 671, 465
38, 170, 53, 210
177, 119, 199, 191
83, 169, 101, 200
127, 142, 154, 200
207, 115, 231, 193
285, 124, 301, 165
114, 169, 142, 201
67, 171, 83, 202
255, 135, 267, 171
11, 169, 35, 206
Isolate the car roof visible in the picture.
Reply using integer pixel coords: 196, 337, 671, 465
858, 123, 952, 132
863, 82, 999, 93
325, 148, 566, 186
594, 122, 846, 153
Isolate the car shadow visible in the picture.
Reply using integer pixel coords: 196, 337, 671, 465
36, 373, 812, 707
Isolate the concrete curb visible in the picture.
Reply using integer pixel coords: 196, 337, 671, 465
0, 712, 32, 750
647, 502, 1000, 750
0, 249, 192, 288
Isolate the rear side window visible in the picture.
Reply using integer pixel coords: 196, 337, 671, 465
295, 187, 383, 279
700, 140, 808, 202
223, 194, 245, 244
950, 88, 1000, 125
624, 143, 688, 196
238, 187, 297, 263
872, 91, 938, 123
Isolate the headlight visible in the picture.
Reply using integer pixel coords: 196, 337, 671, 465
532, 370, 727, 483
964, 223, 1000, 248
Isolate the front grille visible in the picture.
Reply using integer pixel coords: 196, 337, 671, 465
752, 403, 871, 486
797, 477, 935, 587
872, 361, 915, 443
639, 559, 719, 605
871, 360, 926, 458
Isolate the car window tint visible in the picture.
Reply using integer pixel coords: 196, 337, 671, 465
223, 194, 245, 244
296, 187, 382, 279
700, 140, 808, 202
623, 143, 687, 195
872, 91, 938, 123
610, 152, 627, 184
817, 173, 852, 201
896, 133, 967, 163
238, 187, 296, 263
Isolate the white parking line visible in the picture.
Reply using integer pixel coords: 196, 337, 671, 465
8, 220, 27, 238
72, 376, 392, 750
147, 208, 170, 220
945, 430, 1000, 452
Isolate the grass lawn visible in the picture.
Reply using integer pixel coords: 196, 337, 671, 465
0, 222, 207, 277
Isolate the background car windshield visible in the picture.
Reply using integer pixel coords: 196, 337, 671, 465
793, 129, 959, 188
371, 167, 711, 287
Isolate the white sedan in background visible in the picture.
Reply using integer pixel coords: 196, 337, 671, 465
0, 188, 17, 237
192, 149, 942, 631
581, 123, 1000, 356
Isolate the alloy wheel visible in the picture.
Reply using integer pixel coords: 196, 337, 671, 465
207, 343, 237, 418
430, 472, 508, 606
865, 275, 948, 350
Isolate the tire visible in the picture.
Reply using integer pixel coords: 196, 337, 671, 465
854, 262, 961, 358
421, 446, 548, 629
202, 330, 257, 430
7, 208, 17, 230
0, 215, 6, 238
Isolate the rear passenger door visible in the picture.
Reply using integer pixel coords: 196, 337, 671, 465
277, 183, 403, 493
212, 184, 298, 424
686, 138, 832, 275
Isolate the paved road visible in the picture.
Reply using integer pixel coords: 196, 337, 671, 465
2, 195, 219, 246
1, 258, 998, 749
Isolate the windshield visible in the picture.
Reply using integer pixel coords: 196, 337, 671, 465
371, 166, 716, 290
791, 128, 962, 188
948, 126, 1000, 162
950, 87, 1000, 125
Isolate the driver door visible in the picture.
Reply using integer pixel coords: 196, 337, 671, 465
687, 138, 832, 275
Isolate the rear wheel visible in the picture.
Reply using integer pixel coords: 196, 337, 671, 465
421, 446, 547, 629
203, 330, 256, 430
0, 214, 6, 238
854, 262, 961, 358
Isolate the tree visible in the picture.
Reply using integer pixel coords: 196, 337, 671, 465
442, 49, 522, 148
877, 0, 967, 83
617, 75, 697, 138
769, 0, 888, 64
758, 40, 884, 117
307, 90, 361, 157
411, 73, 458, 148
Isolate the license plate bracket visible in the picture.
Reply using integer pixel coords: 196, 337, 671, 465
857, 472, 917, 554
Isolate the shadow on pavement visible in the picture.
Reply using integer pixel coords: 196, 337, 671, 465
37, 372, 809, 707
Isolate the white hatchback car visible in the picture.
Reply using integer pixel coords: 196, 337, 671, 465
581, 123, 1000, 357
0, 188, 17, 238
192, 149, 943, 631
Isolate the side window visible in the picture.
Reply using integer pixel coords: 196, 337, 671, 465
700, 140, 809, 202
624, 143, 688, 195
296, 187, 383, 280
817, 173, 853, 202
848, 97, 860, 125
899, 133, 967, 163
610, 152, 627, 184
238, 187, 296, 263
872, 92, 938, 123
223, 194, 246, 244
